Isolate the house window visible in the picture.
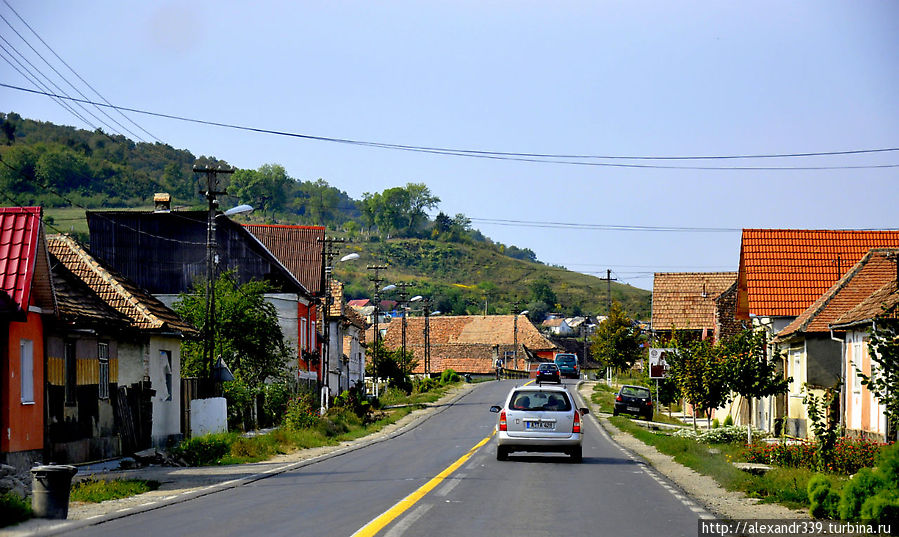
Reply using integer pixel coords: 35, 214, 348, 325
65, 341, 77, 406
161, 350, 173, 401
98, 342, 110, 400
852, 342, 863, 393
503, 351, 514, 363
20, 339, 34, 404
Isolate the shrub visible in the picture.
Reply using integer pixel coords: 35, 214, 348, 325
440, 369, 460, 384
723, 414, 734, 427
711, 418, 720, 429
171, 432, 234, 466
859, 490, 899, 525
807, 474, 840, 519
0, 491, 31, 527
283, 391, 321, 430
413, 377, 439, 394
262, 382, 291, 427
333, 384, 373, 421
838, 468, 884, 521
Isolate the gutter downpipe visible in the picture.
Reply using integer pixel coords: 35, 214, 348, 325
829, 327, 846, 432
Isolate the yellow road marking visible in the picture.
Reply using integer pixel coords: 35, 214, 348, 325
351, 432, 494, 537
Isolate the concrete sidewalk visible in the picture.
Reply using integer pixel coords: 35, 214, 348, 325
1, 383, 476, 537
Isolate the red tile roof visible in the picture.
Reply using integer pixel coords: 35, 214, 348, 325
243, 224, 325, 295
48, 235, 196, 334
652, 272, 737, 331
777, 249, 899, 339
382, 315, 558, 373
737, 229, 899, 318
0, 207, 55, 317
832, 280, 898, 327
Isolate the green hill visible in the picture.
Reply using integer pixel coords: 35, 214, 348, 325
3, 112, 650, 319
332, 238, 650, 319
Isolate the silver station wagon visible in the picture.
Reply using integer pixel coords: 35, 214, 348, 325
489, 384, 589, 462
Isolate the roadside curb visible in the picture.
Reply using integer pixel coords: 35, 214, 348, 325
2, 383, 478, 537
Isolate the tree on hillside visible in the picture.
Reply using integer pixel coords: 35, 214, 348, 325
229, 163, 290, 218
404, 183, 440, 236
589, 301, 644, 372
530, 276, 557, 307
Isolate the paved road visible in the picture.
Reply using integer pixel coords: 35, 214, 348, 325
61, 380, 708, 537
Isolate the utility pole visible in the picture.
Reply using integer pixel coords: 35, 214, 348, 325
393, 282, 414, 375
422, 297, 431, 376
318, 237, 345, 399
512, 301, 521, 370
194, 164, 233, 394
602, 269, 617, 315
367, 265, 388, 361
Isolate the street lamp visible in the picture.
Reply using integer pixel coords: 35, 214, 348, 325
319, 240, 358, 412
204, 203, 252, 394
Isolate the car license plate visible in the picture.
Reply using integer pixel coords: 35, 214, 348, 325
525, 421, 555, 430
627, 406, 640, 412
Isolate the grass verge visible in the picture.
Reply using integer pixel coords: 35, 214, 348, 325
596, 383, 846, 511
179, 383, 458, 466
70, 478, 160, 503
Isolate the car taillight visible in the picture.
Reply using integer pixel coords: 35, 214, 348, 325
615, 395, 622, 402
499, 410, 507, 431
573, 411, 581, 433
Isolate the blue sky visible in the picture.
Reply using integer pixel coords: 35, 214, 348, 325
2, 1, 897, 289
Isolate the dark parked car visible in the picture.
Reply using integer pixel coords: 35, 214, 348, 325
535, 363, 561, 384
613, 385, 653, 420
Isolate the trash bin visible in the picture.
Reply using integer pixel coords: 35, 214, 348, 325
30, 465, 77, 519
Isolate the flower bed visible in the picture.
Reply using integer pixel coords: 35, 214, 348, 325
744, 437, 888, 475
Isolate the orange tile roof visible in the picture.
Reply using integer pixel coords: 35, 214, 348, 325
243, 224, 325, 295
777, 249, 899, 339
651, 272, 737, 331
381, 314, 558, 374
831, 280, 898, 327
737, 229, 899, 318
48, 235, 196, 334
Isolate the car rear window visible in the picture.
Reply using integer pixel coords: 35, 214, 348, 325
620, 386, 651, 398
538, 364, 557, 371
509, 390, 572, 411
555, 356, 577, 366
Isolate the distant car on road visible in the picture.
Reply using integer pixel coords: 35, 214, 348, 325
490, 384, 589, 462
613, 385, 654, 420
535, 362, 561, 384
553, 353, 579, 378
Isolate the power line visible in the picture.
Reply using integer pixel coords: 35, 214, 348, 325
2, 83, 898, 171
1, 0, 159, 142
0, 9, 143, 142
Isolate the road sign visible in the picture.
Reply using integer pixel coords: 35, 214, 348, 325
648, 348, 673, 379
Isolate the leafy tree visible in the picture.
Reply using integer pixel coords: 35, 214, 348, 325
667, 336, 733, 426
229, 163, 290, 218
403, 182, 440, 236
859, 315, 899, 442
529, 276, 557, 307
175, 271, 292, 390
366, 340, 415, 392
589, 301, 643, 372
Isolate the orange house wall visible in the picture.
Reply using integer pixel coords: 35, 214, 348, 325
2, 310, 45, 453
